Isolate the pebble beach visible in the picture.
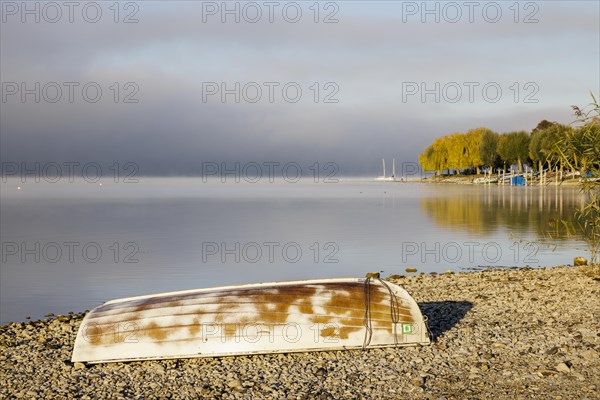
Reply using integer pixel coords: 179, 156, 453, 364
1, 266, 599, 399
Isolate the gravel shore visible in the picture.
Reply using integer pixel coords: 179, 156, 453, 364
1, 266, 599, 399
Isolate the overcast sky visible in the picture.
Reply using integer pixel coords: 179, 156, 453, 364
1, 1, 599, 176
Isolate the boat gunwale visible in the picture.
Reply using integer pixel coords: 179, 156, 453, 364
94, 285, 395, 308
98, 278, 397, 305
85, 311, 412, 330
87, 292, 412, 320
91, 280, 412, 316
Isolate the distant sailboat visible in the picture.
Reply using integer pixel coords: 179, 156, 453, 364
375, 159, 403, 182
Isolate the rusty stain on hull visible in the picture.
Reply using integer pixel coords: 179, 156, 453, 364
72, 278, 430, 363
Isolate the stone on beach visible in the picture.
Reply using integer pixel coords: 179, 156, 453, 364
574, 257, 588, 266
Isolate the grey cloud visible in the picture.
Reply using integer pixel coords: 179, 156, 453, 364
1, 1, 598, 175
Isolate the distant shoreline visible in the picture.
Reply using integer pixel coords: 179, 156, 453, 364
418, 174, 582, 186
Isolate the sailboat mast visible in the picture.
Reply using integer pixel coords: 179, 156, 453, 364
382, 158, 386, 178
392, 159, 396, 177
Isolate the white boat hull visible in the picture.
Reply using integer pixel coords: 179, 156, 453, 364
473, 177, 498, 184
72, 278, 430, 363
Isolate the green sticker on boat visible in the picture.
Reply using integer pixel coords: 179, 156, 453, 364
402, 323, 413, 334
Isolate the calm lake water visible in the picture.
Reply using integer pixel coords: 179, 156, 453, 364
0, 178, 588, 323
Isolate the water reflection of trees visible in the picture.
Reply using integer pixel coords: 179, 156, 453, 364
420, 187, 586, 239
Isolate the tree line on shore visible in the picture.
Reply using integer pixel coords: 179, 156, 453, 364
419, 94, 600, 270
418, 119, 600, 175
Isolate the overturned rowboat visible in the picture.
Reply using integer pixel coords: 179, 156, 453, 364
72, 278, 430, 363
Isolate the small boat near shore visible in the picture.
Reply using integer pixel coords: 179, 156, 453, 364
72, 278, 430, 363
473, 176, 498, 184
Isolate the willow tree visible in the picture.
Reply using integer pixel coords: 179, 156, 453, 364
531, 119, 556, 135
418, 145, 437, 174
434, 135, 452, 174
497, 131, 530, 172
479, 129, 500, 172
446, 133, 467, 174
464, 128, 485, 173
419, 135, 452, 175
529, 127, 548, 171
529, 124, 572, 172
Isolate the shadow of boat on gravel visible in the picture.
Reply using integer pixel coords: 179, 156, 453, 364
418, 301, 473, 341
